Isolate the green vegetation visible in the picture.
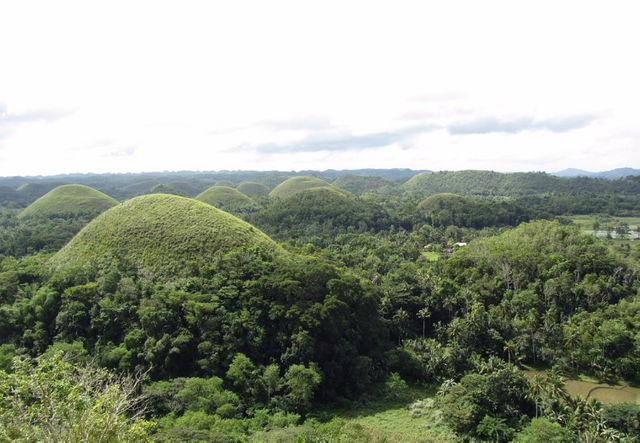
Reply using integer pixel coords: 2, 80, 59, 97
2, 168, 640, 441
121, 180, 162, 197
333, 173, 399, 196
195, 186, 259, 215
51, 194, 282, 280
19, 184, 119, 220
269, 176, 332, 199
237, 181, 271, 197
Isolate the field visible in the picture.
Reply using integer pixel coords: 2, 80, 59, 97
570, 215, 640, 239
524, 370, 640, 405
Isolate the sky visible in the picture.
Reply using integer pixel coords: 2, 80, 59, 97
1, 1, 639, 177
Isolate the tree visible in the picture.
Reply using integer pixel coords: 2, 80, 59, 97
284, 363, 322, 413
226, 353, 257, 402
0, 352, 152, 441
261, 363, 283, 404
515, 417, 575, 442
417, 306, 431, 338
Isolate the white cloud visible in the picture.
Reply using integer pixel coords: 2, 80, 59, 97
1, 1, 639, 176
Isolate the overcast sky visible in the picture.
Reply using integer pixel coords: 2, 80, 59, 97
1, 1, 639, 177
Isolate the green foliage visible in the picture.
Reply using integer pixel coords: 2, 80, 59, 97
269, 176, 332, 199
50, 194, 283, 281
0, 352, 152, 441
237, 181, 271, 197
284, 363, 322, 413
18, 184, 118, 220
333, 173, 399, 196
195, 186, 259, 215
418, 193, 532, 228
515, 417, 576, 442
252, 187, 391, 241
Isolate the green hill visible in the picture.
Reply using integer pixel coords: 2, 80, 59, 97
237, 182, 271, 197
195, 186, 259, 214
16, 181, 66, 203
253, 187, 390, 238
214, 180, 235, 188
269, 176, 331, 199
121, 180, 162, 197
417, 193, 532, 228
50, 194, 282, 279
333, 174, 398, 196
18, 185, 119, 220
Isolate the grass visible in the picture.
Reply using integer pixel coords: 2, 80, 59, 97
195, 186, 258, 213
19, 184, 119, 219
251, 384, 456, 442
269, 176, 332, 199
51, 194, 283, 279
237, 182, 271, 197
421, 251, 441, 262
522, 368, 640, 405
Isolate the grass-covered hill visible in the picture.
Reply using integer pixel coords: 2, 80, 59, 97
120, 180, 162, 197
333, 174, 399, 196
168, 181, 198, 197
16, 181, 67, 204
18, 185, 119, 220
252, 187, 391, 239
236, 181, 271, 197
50, 194, 282, 279
195, 186, 259, 214
417, 193, 533, 228
269, 176, 332, 199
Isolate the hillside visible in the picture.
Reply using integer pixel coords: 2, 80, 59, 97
253, 186, 390, 239
195, 186, 259, 214
51, 194, 282, 279
236, 182, 271, 197
417, 193, 532, 228
120, 180, 162, 197
269, 176, 332, 199
333, 174, 399, 196
18, 185, 119, 220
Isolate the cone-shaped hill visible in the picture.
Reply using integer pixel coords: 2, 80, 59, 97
269, 176, 331, 199
253, 187, 390, 237
51, 194, 283, 279
195, 186, 259, 214
237, 182, 271, 197
19, 184, 119, 220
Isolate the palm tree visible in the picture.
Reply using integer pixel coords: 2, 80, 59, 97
503, 339, 516, 365
416, 306, 431, 338
393, 308, 410, 345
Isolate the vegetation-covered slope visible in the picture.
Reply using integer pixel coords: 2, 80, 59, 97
51, 194, 282, 279
333, 173, 399, 196
417, 193, 533, 228
120, 180, 162, 197
18, 185, 119, 220
252, 187, 390, 240
269, 176, 331, 199
195, 186, 259, 214
237, 181, 271, 197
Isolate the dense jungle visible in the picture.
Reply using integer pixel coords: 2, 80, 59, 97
1, 169, 639, 442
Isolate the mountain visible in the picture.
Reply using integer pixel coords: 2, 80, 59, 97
19, 184, 119, 220
269, 176, 332, 199
51, 194, 282, 279
552, 167, 640, 179
195, 186, 259, 214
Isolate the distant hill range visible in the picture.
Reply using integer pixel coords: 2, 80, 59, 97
552, 167, 640, 179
